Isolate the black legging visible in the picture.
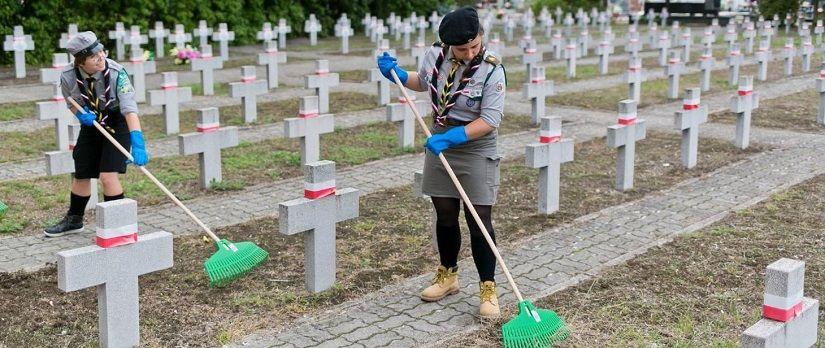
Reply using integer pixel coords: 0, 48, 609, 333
432, 196, 497, 282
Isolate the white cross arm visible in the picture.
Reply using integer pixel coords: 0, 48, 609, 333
179, 127, 239, 155
57, 231, 173, 292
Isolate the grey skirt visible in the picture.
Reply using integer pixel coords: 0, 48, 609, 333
422, 128, 501, 206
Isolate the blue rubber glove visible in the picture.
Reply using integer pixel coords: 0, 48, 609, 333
128, 130, 149, 166
75, 106, 96, 127
425, 126, 469, 156
377, 52, 408, 84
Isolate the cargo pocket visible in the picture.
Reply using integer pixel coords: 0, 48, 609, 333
486, 154, 501, 187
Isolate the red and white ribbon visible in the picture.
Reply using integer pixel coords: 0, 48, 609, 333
304, 179, 336, 199
265, 47, 279, 53
241, 75, 257, 83
762, 291, 804, 322
700, 54, 711, 61
197, 121, 220, 133
161, 83, 177, 90
668, 58, 680, 65
298, 109, 319, 118
738, 88, 753, 96
539, 129, 561, 143
315, 68, 329, 75
618, 111, 637, 125
96, 223, 138, 248
525, 47, 537, 54
730, 50, 741, 57
683, 98, 700, 110
820, 69, 825, 78
52, 94, 65, 102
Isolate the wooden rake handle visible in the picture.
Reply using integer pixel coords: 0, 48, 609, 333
389, 70, 526, 302
67, 97, 222, 244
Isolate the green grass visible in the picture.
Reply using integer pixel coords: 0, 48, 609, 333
0, 101, 35, 122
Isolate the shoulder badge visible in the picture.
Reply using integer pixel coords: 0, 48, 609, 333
116, 70, 134, 94
432, 41, 445, 48
484, 54, 499, 66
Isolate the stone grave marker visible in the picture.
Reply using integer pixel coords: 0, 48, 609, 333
525, 117, 573, 214
178, 108, 239, 188
168, 24, 192, 50
284, 96, 334, 165
277, 19, 292, 50
45, 124, 99, 210
673, 88, 708, 168
278, 160, 360, 293
37, 83, 74, 151
122, 48, 156, 103
782, 38, 796, 76
258, 41, 286, 89
607, 100, 646, 191
523, 66, 555, 124
665, 50, 685, 99
697, 47, 715, 92
304, 60, 340, 114
3, 25, 34, 78
386, 95, 427, 148
190, 45, 223, 96
596, 40, 613, 75
727, 43, 744, 86
368, 68, 391, 105
564, 38, 577, 78
304, 14, 322, 46
817, 64, 825, 125
148, 72, 192, 135
148, 21, 169, 58
730, 76, 759, 149
756, 39, 771, 81
108, 22, 127, 60
40, 53, 70, 84
625, 56, 645, 104
228, 66, 268, 124
193, 20, 212, 49
212, 23, 235, 61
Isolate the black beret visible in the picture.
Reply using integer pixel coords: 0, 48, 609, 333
438, 6, 480, 46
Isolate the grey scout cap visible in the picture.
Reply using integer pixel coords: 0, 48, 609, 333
66, 31, 104, 58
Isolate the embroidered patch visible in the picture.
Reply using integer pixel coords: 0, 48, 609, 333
466, 98, 476, 107
495, 82, 504, 92
116, 70, 134, 94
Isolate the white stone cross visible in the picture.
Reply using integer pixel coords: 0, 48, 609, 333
125, 25, 148, 55
57, 198, 173, 348
564, 39, 577, 78
212, 23, 235, 61
723, 43, 743, 86
304, 60, 340, 114
368, 68, 391, 105
550, 30, 563, 59
800, 36, 814, 72
148, 72, 192, 135
257, 41, 287, 89
523, 66, 555, 124
741, 258, 819, 347
122, 48, 157, 103
386, 95, 427, 148
743, 22, 756, 54
40, 53, 70, 84
59, 24, 79, 51
596, 40, 613, 75
277, 19, 292, 49
257, 22, 276, 47
168, 24, 192, 50
755, 39, 772, 81
304, 14, 322, 46
673, 88, 708, 169
782, 38, 796, 76
193, 20, 212, 49
148, 21, 169, 58
178, 108, 239, 188
697, 47, 715, 92
37, 83, 74, 151
730, 76, 759, 149
665, 50, 684, 99
625, 56, 646, 104
525, 117, 574, 214
521, 40, 541, 83
108, 22, 127, 60
3, 26, 34, 78
229, 66, 268, 123
607, 100, 646, 191
701, 26, 716, 47
416, 17, 428, 44
190, 45, 224, 96
724, 24, 738, 49
336, 23, 353, 54
411, 39, 427, 71
578, 29, 590, 57
657, 30, 671, 67
278, 160, 359, 293
680, 27, 693, 62
284, 96, 335, 165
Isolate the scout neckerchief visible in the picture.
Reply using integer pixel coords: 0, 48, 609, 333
429, 43, 486, 127
74, 61, 116, 133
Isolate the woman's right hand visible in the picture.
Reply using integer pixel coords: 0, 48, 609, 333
377, 52, 408, 84
74, 106, 96, 127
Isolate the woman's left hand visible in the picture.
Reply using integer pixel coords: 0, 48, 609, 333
425, 126, 468, 156
129, 130, 149, 166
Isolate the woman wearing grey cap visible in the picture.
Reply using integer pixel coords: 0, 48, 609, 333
377, 6, 507, 318
44, 31, 150, 237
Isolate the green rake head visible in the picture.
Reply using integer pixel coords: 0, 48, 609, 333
204, 239, 268, 287
502, 300, 569, 348
0, 200, 6, 219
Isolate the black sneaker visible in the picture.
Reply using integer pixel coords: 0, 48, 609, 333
44, 215, 84, 237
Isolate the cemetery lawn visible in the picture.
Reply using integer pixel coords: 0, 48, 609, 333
452, 173, 825, 347
0, 113, 538, 235
0, 131, 768, 346
0, 92, 376, 164
551, 56, 818, 111
0, 100, 35, 122
710, 89, 825, 134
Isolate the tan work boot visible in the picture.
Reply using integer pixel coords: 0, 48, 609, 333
420, 266, 459, 302
478, 281, 500, 318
